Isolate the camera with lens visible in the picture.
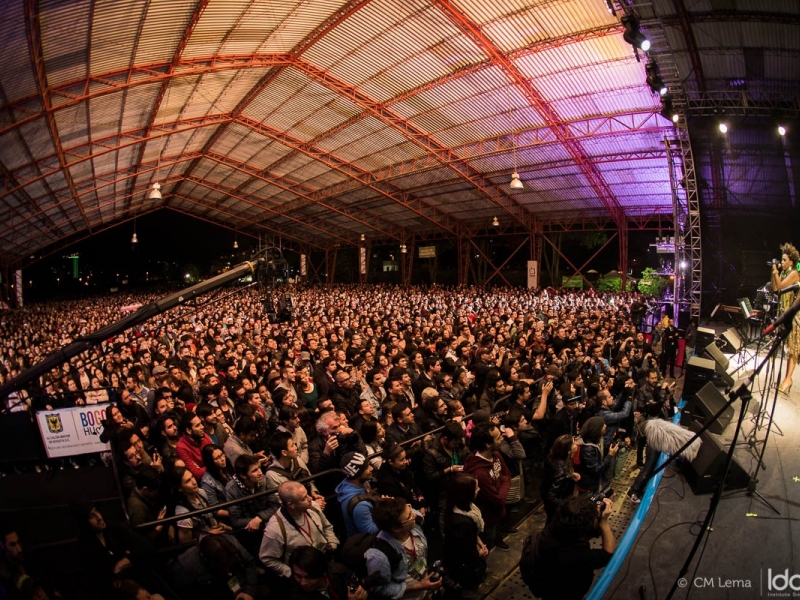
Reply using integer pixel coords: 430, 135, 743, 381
337, 431, 360, 448
428, 559, 461, 594
590, 486, 614, 507
347, 572, 361, 594
613, 429, 628, 448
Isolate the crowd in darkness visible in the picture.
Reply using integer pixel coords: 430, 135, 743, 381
0, 284, 681, 600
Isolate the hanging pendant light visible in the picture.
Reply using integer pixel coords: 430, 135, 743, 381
492, 216, 500, 227
149, 182, 161, 200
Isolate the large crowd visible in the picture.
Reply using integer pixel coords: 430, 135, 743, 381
0, 284, 684, 600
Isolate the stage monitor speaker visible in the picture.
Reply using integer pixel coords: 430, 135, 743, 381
703, 342, 729, 371
681, 421, 750, 495
719, 328, 743, 353
683, 356, 717, 400
680, 382, 734, 435
702, 344, 736, 390
695, 327, 716, 355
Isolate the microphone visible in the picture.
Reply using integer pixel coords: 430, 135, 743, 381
779, 282, 800, 295
763, 293, 800, 335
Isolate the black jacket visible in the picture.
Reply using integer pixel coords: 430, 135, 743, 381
443, 512, 487, 590
541, 457, 575, 518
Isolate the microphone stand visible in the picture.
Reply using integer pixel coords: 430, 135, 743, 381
650, 325, 789, 600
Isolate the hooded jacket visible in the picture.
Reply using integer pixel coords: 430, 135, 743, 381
334, 479, 379, 537
463, 450, 511, 525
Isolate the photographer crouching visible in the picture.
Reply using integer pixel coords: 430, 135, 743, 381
520, 493, 616, 600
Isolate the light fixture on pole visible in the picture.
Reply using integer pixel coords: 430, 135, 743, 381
492, 216, 499, 227
505, 86, 524, 190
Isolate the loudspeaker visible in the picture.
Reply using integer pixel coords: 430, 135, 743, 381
683, 356, 716, 400
681, 421, 750, 495
680, 382, 734, 434
719, 328, 743, 353
703, 342, 729, 371
702, 344, 736, 390
694, 327, 716, 355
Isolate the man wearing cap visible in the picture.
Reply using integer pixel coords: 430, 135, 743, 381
334, 452, 378, 537
547, 394, 581, 452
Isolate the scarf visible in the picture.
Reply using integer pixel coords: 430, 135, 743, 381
453, 503, 484, 533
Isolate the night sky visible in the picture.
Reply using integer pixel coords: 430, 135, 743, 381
19, 208, 662, 303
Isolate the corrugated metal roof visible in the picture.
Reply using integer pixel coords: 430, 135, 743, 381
0, 0, 796, 262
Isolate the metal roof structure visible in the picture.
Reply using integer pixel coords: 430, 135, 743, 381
0, 0, 797, 270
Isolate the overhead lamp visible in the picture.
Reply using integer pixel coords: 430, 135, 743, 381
719, 122, 728, 134
778, 125, 787, 136
233, 229, 238, 249
131, 218, 138, 244
149, 182, 162, 200
504, 85, 524, 190
233, 239, 238, 249
492, 216, 500, 227
621, 14, 650, 52
400, 244, 407, 254
645, 62, 667, 96
660, 95, 679, 124
360, 234, 365, 242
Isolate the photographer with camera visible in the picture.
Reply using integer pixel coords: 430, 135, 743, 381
520, 494, 616, 600
363, 497, 442, 600
628, 368, 674, 504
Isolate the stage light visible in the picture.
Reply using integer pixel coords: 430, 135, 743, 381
719, 123, 728, 134
672, 113, 679, 123
645, 62, 666, 96
778, 125, 786, 136
622, 15, 650, 52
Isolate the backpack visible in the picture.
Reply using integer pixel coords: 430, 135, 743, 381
347, 492, 376, 521
518, 532, 543, 596
340, 532, 403, 586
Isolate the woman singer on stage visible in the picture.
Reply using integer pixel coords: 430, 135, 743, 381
772, 243, 800, 394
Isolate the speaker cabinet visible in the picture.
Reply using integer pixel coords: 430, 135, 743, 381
695, 327, 716, 355
681, 421, 750, 495
702, 344, 735, 390
703, 342, 729, 371
719, 328, 743, 353
683, 356, 717, 400
680, 382, 734, 435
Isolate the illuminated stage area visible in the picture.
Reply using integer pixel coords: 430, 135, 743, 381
478, 330, 800, 600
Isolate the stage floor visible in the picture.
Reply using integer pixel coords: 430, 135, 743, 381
480, 330, 800, 600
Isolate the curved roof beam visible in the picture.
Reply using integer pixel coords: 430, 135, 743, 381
180, 177, 357, 248
24, 0, 91, 233
431, 0, 626, 227
123, 0, 211, 211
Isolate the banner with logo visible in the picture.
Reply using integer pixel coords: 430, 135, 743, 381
527, 260, 539, 289
36, 405, 111, 458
